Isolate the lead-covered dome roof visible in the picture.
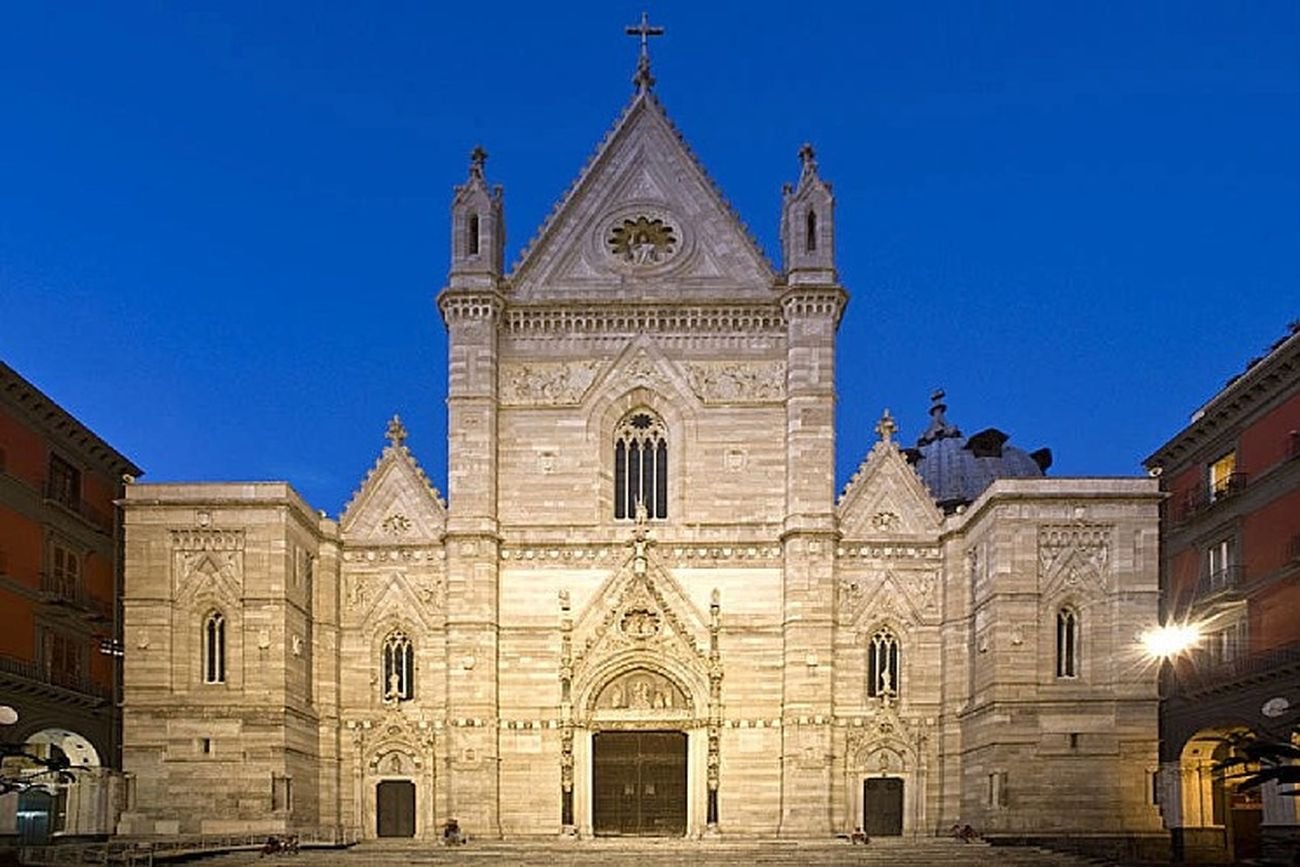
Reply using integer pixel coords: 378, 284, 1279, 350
902, 391, 1052, 514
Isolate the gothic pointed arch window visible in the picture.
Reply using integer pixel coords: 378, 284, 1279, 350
382, 630, 414, 702
1056, 607, 1079, 678
467, 213, 480, 256
867, 627, 900, 698
805, 208, 817, 253
614, 408, 668, 520
203, 611, 226, 684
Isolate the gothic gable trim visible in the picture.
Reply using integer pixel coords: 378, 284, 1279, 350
837, 440, 943, 538
340, 425, 447, 542
507, 91, 776, 298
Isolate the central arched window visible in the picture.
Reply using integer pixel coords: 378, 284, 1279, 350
614, 409, 668, 520
867, 628, 900, 698
382, 630, 414, 701
203, 611, 226, 684
1056, 608, 1079, 678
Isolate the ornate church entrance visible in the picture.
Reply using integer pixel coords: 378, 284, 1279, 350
592, 731, 687, 836
376, 780, 415, 837
863, 777, 903, 836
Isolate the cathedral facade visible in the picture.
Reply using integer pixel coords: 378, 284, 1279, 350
117, 66, 1164, 843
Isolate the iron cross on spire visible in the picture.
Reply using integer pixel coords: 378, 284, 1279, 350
625, 12, 665, 92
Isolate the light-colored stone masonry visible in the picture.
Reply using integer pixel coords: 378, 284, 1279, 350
117, 86, 1163, 843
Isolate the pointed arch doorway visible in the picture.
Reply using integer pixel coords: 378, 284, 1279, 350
592, 730, 687, 836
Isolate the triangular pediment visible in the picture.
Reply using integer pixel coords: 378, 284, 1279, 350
837, 440, 944, 539
340, 430, 446, 543
508, 93, 776, 301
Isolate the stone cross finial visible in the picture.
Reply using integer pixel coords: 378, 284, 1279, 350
385, 415, 408, 447
875, 409, 898, 444
626, 12, 665, 92
469, 145, 487, 178
799, 142, 818, 174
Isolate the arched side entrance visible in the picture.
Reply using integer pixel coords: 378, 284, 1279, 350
7, 728, 108, 841
1170, 727, 1261, 863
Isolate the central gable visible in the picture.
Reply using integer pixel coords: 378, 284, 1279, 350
508, 93, 776, 302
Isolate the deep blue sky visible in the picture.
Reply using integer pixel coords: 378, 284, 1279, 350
3, 3, 1297, 513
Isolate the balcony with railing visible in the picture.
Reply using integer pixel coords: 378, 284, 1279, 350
42, 479, 114, 533
1196, 564, 1242, 599
1173, 472, 1250, 525
1170, 639, 1300, 697
39, 571, 113, 622
0, 652, 112, 701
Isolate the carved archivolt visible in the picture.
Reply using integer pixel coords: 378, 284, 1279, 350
682, 360, 786, 403
499, 360, 603, 406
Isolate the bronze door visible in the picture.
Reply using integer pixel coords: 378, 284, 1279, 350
376, 780, 416, 837
592, 731, 687, 836
863, 777, 903, 836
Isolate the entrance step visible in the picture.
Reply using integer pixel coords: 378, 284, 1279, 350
195, 837, 1111, 866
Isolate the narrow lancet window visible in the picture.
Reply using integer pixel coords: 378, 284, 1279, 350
805, 209, 817, 253
1056, 608, 1078, 678
867, 628, 900, 698
468, 214, 480, 256
383, 630, 415, 701
614, 409, 668, 520
203, 611, 226, 684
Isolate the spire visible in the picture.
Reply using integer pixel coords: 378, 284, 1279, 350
385, 415, 408, 448
625, 12, 665, 93
917, 389, 962, 445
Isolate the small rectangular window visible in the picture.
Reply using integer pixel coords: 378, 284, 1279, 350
47, 453, 82, 510
200, 737, 212, 755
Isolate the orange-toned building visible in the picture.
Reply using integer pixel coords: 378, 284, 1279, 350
1145, 323, 1300, 863
0, 361, 141, 838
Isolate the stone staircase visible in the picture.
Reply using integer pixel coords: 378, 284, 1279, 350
196, 836, 1110, 866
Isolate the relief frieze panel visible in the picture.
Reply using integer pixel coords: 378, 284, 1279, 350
171, 529, 244, 600
682, 360, 786, 403
499, 360, 604, 406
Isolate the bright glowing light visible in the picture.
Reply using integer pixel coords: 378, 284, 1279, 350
1141, 624, 1201, 658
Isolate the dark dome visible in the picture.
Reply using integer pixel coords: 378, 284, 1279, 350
902, 391, 1052, 514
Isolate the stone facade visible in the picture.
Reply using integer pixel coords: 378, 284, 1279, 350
118, 81, 1164, 842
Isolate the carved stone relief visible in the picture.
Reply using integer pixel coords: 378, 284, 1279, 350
683, 360, 786, 403
499, 360, 603, 406
171, 529, 245, 598
596, 670, 687, 712
1039, 524, 1112, 595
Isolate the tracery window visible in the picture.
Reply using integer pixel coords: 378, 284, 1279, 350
867, 628, 900, 698
1055, 607, 1078, 678
203, 611, 226, 684
382, 630, 414, 702
614, 409, 668, 520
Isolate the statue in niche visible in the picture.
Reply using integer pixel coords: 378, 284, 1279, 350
389, 754, 402, 774
386, 672, 402, 701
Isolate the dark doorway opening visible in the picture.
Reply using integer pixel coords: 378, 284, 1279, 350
376, 779, 416, 837
863, 776, 903, 837
593, 730, 687, 836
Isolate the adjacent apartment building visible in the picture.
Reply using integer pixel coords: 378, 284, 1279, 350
1145, 322, 1300, 863
0, 361, 141, 841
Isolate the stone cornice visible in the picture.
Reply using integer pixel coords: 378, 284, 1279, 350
0, 361, 142, 478
497, 300, 788, 338
1145, 326, 1300, 470
436, 288, 505, 325
779, 285, 848, 325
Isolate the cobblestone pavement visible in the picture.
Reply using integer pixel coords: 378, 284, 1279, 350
199, 837, 1111, 866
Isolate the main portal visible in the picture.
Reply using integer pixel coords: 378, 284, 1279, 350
592, 731, 687, 836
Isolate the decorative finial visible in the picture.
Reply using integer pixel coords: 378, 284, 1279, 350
875, 409, 898, 444
385, 415, 408, 447
468, 145, 487, 179
799, 142, 817, 173
626, 12, 665, 92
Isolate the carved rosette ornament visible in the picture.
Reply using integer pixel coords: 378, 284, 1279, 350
608, 215, 677, 266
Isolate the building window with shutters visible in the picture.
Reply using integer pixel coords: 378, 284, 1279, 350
203, 611, 226, 684
614, 409, 668, 521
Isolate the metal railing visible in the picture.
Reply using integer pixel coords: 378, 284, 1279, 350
1171, 640, 1300, 695
20, 828, 359, 865
38, 571, 112, 620
0, 652, 112, 700
42, 480, 114, 533
1196, 565, 1242, 598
